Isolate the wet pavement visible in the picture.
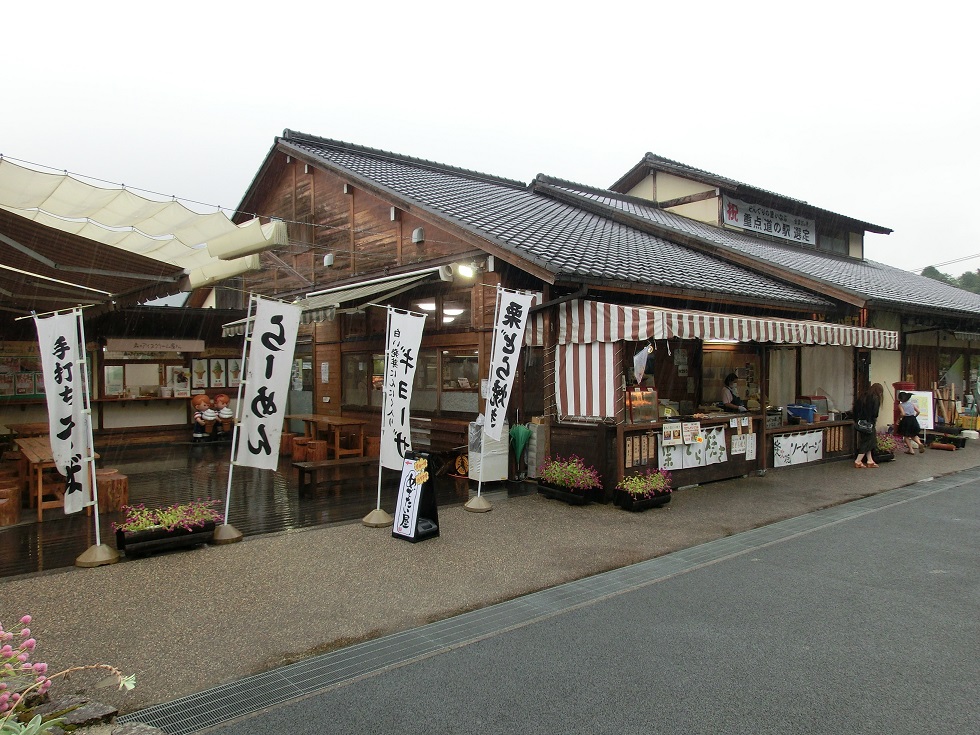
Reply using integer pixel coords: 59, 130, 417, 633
0, 441, 513, 580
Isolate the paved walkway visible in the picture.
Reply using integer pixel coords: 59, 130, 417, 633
2, 443, 978, 730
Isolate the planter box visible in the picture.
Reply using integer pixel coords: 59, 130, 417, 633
614, 490, 671, 512
537, 482, 592, 506
872, 451, 895, 463
115, 521, 216, 557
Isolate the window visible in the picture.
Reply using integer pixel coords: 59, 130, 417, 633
817, 229, 848, 255
441, 348, 480, 414
410, 292, 471, 331
342, 353, 384, 408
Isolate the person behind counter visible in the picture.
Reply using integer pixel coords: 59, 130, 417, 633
719, 372, 747, 412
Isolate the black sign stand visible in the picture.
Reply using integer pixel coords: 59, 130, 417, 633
392, 451, 440, 543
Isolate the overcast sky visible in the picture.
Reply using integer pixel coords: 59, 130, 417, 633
4, 1, 978, 275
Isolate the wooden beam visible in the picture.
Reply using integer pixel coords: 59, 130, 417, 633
657, 189, 718, 209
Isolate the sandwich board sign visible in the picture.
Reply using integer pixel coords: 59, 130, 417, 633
392, 451, 440, 543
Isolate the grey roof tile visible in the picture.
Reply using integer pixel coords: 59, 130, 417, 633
280, 132, 830, 310
554, 183, 980, 320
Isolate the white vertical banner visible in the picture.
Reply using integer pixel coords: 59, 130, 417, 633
34, 311, 92, 514
380, 309, 426, 470
485, 287, 535, 441
236, 297, 301, 470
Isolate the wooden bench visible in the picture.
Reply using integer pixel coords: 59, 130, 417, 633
293, 456, 376, 493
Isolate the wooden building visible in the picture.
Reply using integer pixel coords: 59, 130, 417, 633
216, 130, 980, 492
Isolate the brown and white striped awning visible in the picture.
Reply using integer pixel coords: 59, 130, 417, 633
557, 300, 898, 349
550, 300, 897, 421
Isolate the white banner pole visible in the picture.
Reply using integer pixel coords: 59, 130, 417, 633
73, 308, 119, 567
364, 307, 394, 527
465, 287, 502, 512
215, 293, 257, 544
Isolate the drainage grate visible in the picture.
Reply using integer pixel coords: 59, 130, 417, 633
119, 468, 979, 734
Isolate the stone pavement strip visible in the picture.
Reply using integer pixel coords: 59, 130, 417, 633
2, 442, 978, 733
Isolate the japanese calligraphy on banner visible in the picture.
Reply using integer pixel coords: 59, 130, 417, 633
34, 311, 92, 514
236, 298, 301, 470
485, 288, 535, 441
722, 195, 816, 246
380, 309, 426, 470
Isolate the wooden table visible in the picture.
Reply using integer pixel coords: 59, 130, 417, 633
14, 437, 99, 522
7, 422, 51, 438
285, 414, 334, 438
318, 417, 367, 460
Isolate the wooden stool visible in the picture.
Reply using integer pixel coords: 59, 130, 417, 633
98, 472, 129, 512
365, 436, 381, 458
87, 469, 128, 514
306, 440, 329, 461
280, 432, 296, 456
1, 451, 22, 462
292, 437, 310, 461
0, 478, 22, 525
0, 497, 18, 526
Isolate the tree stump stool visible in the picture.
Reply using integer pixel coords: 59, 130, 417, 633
280, 432, 296, 456
292, 437, 310, 461
87, 469, 128, 514
0, 479, 21, 525
306, 440, 329, 461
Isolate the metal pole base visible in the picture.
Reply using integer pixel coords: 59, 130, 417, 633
75, 544, 120, 568
362, 508, 394, 527
464, 495, 493, 513
212, 524, 244, 545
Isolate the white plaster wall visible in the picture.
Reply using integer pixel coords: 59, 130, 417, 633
626, 175, 655, 201
668, 198, 719, 224
102, 401, 189, 429
656, 172, 714, 201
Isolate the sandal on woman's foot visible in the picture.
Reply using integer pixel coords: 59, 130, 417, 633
854, 461, 866, 468
866, 461, 879, 468
905, 449, 915, 455
919, 444, 926, 453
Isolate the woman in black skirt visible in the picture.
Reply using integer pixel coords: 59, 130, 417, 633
853, 383, 884, 468
896, 391, 924, 454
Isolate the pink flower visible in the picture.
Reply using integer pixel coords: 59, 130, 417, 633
17, 653, 28, 662
32, 662, 47, 674
19, 628, 30, 638
22, 638, 36, 651
19, 615, 31, 625
0, 644, 12, 656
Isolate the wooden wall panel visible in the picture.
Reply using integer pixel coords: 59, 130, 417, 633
241, 155, 487, 300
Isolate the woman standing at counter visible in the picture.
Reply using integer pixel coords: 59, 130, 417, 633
853, 383, 884, 468
719, 373, 748, 412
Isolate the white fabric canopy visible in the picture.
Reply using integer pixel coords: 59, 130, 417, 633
0, 158, 287, 287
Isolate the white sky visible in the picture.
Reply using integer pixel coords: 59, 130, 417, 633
4, 1, 978, 275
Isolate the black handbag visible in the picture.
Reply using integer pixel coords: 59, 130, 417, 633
855, 419, 874, 434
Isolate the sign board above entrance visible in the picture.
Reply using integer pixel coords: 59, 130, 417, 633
722, 195, 816, 246
105, 338, 205, 353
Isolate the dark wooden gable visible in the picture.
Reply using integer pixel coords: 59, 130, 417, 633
239, 153, 482, 301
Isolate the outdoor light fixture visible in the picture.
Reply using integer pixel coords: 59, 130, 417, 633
323, 253, 335, 267
457, 263, 475, 278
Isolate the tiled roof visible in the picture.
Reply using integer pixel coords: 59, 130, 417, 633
278, 131, 830, 310
546, 181, 980, 321
610, 153, 892, 235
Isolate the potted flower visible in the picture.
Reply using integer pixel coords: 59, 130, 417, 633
113, 499, 222, 557
614, 468, 673, 511
536, 454, 603, 505
873, 431, 898, 463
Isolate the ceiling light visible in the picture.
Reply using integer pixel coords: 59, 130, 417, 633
417, 302, 437, 311
444, 308, 465, 316
456, 264, 475, 278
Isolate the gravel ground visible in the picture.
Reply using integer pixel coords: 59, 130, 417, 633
3, 442, 978, 716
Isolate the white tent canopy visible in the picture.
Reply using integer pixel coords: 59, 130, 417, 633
0, 158, 287, 289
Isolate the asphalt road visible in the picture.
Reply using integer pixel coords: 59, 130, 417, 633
201, 476, 979, 735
